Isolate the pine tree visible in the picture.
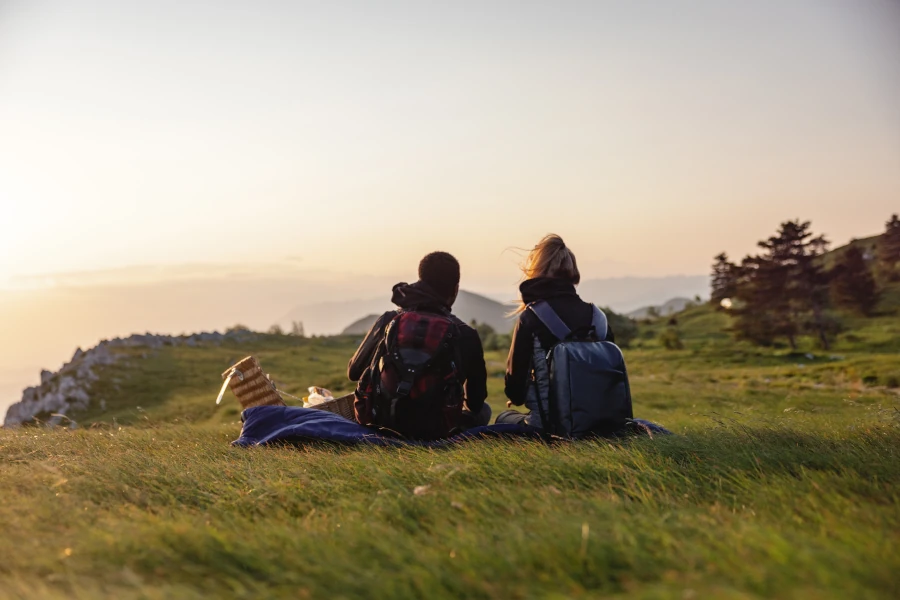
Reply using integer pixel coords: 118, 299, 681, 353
730, 254, 789, 347
794, 228, 832, 349
728, 220, 832, 349
831, 245, 879, 315
710, 253, 738, 306
878, 214, 900, 281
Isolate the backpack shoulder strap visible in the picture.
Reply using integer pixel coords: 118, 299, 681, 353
528, 301, 571, 341
591, 305, 608, 341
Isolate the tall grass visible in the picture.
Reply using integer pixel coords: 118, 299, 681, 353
1, 313, 899, 598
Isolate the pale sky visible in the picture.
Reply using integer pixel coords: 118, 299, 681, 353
1, 0, 899, 289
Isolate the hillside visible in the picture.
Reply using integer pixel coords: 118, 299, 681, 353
820, 234, 882, 270
633, 272, 900, 373
3, 236, 899, 597
2, 310, 899, 598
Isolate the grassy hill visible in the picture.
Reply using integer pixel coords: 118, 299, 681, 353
2, 303, 899, 598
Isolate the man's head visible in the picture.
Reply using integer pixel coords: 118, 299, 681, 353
418, 251, 460, 307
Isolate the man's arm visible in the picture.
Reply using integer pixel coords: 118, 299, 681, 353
460, 327, 487, 413
347, 311, 396, 382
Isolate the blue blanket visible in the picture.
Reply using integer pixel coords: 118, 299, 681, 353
233, 406, 671, 447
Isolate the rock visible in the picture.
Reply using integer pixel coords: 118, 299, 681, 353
3, 329, 250, 426
3, 343, 121, 426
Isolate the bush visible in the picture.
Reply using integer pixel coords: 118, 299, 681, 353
469, 320, 514, 352
604, 307, 638, 348
659, 327, 684, 350
483, 332, 512, 352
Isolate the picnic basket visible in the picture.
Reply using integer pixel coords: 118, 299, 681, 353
217, 356, 356, 420
219, 356, 284, 409
311, 393, 356, 421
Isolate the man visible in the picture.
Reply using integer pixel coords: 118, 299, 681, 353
348, 252, 490, 438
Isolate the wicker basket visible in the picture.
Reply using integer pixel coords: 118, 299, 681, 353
311, 393, 356, 421
218, 356, 356, 421
220, 356, 285, 409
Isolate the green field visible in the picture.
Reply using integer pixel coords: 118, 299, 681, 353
1, 303, 899, 599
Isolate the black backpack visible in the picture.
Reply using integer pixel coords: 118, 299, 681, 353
529, 301, 633, 438
355, 309, 465, 440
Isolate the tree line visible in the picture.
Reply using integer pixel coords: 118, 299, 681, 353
710, 214, 900, 349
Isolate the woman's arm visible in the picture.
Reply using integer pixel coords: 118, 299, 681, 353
503, 316, 532, 405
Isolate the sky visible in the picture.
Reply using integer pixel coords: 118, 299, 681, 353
1, 0, 898, 291
1, 0, 900, 415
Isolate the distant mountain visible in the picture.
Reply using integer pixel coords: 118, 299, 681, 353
342, 314, 382, 335
277, 297, 394, 335
577, 276, 707, 313
338, 290, 514, 336
454, 290, 514, 332
331, 279, 710, 336
626, 297, 696, 320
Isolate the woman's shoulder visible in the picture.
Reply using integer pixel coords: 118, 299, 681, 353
515, 306, 538, 328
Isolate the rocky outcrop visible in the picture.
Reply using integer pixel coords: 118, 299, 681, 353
3, 330, 256, 427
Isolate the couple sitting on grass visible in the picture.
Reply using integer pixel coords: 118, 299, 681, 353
347, 234, 633, 441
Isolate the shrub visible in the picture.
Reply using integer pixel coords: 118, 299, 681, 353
659, 327, 684, 350
604, 307, 638, 348
290, 321, 306, 337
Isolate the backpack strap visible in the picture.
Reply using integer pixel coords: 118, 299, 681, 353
591, 306, 608, 341
528, 301, 571, 341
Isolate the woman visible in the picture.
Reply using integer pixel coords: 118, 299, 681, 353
495, 234, 614, 429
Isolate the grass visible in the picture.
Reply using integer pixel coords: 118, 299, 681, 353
1, 302, 899, 599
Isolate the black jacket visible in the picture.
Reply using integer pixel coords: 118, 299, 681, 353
347, 281, 488, 413
504, 277, 615, 406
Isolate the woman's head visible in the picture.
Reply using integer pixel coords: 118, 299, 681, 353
521, 234, 580, 285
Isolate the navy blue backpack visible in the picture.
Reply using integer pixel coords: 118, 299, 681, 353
528, 301, 633, 438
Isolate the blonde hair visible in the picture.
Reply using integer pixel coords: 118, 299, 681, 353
513, 234, 580, 314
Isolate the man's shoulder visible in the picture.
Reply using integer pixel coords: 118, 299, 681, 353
446, 313, 475, 333
370, 310, 399, 330
447, 316, 486, 352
